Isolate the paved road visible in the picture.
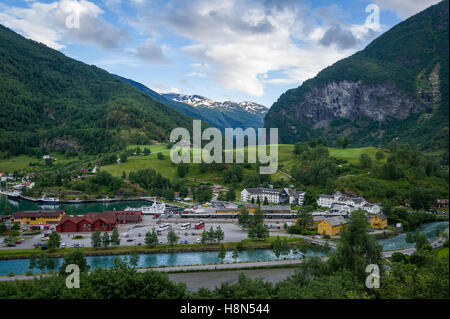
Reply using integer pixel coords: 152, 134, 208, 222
168, 268, 297, 291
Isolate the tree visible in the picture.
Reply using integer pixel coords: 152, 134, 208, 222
144, 148, 151, 155
409, 188, 433, 211
145, 228, 158, 247
157, 152, 164, 160
120, 153, 128, 163
232, 246, 239, 262
58, 250, 90, 275
359, 153, 372, 169
111, 227, 121, 247
218, 244, 226, 263
415, 232, 429, 250
406, 231, 415, 244
102, 231, 110, 248
248, 223, 269, 239
296, 210, 313, 229
263, 197, 269, 205
29, 253, 38, 271
167, 227, 179, 245
237, 207, 251, 229
329, 210, 383, 281
376, 151, 384, 161
177, 163, 189, 178
47, 230, 61, 250
0, 222, 6, 234
91, 229, 101, 248
214, 226, 224, 243
4, 205, 11, 216
11, 223, 20, 231
225, 188, 236, 201
272, 236, 282, 258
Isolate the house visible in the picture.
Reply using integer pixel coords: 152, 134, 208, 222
330, 203, 352, 216
304, 216, 325, 230
369, 214, 388, 229
241, 188, 282, 203
212, 185, 222, 192
362, 203, 381, 214
317, 216, 348, 236
280, 188, 305, 205
43, 155, 50, 159
317, 195, 335, 208
56, 211, 142, 233
435, 199, 449, 208
12, 210, 66, 226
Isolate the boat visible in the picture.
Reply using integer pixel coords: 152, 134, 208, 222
37, 194, 60, 203
124, 198, 166, 215
99, 196, 113, 202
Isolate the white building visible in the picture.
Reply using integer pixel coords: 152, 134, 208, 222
362, 203, 381, 214
282, 188, 305, 205
318, 191, 379, 213
241, 188, 282, 204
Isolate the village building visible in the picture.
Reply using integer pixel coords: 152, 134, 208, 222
317, 216, 348, 236
435, 199, 449, 208
56, 211, 142, 233
12, 210, 66, 226
241, 187, 305, 205
369, 214, 388, 229
241, 188, 282, 203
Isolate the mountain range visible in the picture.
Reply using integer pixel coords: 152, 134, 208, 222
265, 0, 449, 158
116, 75, 268, 132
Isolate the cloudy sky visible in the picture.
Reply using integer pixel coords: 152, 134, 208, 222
0, 0, 441, 107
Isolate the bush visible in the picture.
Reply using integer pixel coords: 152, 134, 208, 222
73, 235, 84, 239
7, 272, 15, 277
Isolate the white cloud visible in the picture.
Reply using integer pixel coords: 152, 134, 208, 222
0, 0, 128, 50
146, 0, 368, 96
372, 0, 441, 19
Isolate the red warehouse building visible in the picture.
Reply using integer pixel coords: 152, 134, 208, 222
56, 211, 142, 233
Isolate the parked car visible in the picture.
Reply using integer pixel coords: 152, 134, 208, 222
159, 241, 163, 244
7, 243, 16, 247
196, 238, 201, 243
126, 238, 134, 242
40, 237, 49, 241
14, 240, 22, 244
60, 242, 66, 248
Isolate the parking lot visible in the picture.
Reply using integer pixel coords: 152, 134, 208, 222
0, 215, 296, 250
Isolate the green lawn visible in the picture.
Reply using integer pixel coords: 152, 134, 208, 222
436, 247, 449, 259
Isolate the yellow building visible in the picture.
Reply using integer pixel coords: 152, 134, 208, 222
369, 214, 388, 229
304, 216, 325, 230
318, 216, 348, 236
12, 210, 66, 225
216, 208, 240, 214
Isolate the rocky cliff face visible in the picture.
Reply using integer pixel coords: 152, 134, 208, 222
291, 80, 427, 126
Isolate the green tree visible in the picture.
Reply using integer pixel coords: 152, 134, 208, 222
237, 207, 251, 229
102, 231, 110, 248
248, 223, 269, 239
359, 153, 372, 168
4, 205, 11, 216
91, 229, 102, 248
120, 153, 128, 163
0, 222, 6, 234
376, 151, 384, 161
47, 230, 61, 251
145, 228, 158, 247
167, 227, 179, 246
214, 226, 224, 243
330, 210, 383, 280
232, 246, 239, 262
111, 227, 121, 247
58, 250, 90, 275
218, 244, 226, 263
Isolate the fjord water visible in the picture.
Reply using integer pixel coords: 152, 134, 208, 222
0, 248, 327, 276
0, 195, 162, 215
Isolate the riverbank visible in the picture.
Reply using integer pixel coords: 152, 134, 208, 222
0, 236, 306, 260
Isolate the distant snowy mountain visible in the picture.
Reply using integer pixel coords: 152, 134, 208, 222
162, 93, 268, 116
